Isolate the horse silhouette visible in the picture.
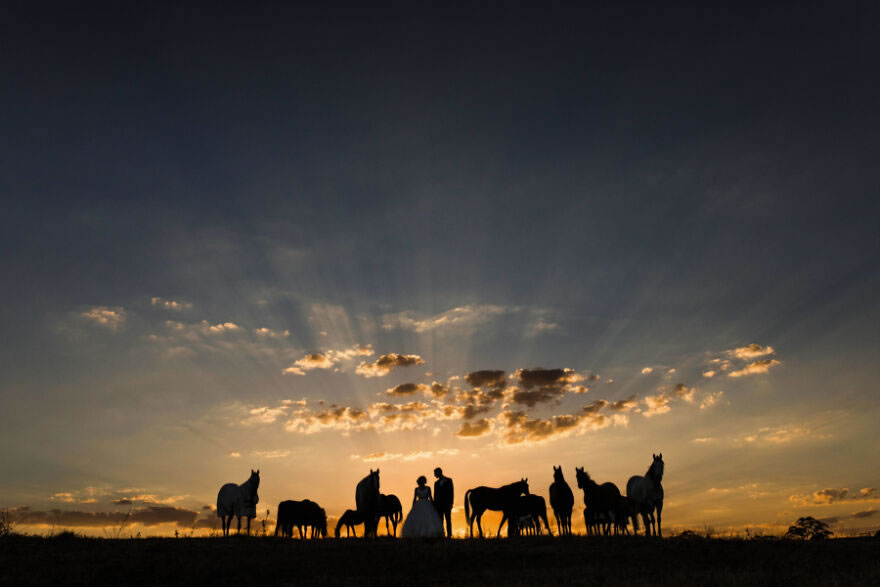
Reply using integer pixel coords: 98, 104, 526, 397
274, 499, 326, 539
627, 453, 664, 537
355, 469, 381, 538
549, 466, 574, 536
464, 478, 530, 538
335, 509, 366, 538
503, 494, 552, 537
575, 467, 621, 536
216, 469, 260, 536
615, 496, 641, 535
378, 493, 403, 537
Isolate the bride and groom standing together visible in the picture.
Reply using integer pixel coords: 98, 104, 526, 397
400, 467, 454, 538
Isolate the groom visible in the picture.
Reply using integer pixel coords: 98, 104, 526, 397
433, 467, 454, 538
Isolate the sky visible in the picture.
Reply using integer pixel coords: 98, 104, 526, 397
1, 2, 879, 537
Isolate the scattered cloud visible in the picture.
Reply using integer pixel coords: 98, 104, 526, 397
608, 395, 639, 412
14, 506, 200, 528
151, 297, 192, 311
456, 418, 493, 438
284, 405, 369, 434
702, 370, 716, 378
229, 452, 241, 458
464, 370, 507, 391
790, 487, 879, 506
254, 327, 289, 338
381, 304, 512, 333
252, 449, 290, 459
80, 306, 126, 329
700, 391, 725, 409
641, 367, 653, 374
284, 344, 374, 375
386, 383, 429, 396
356, 353, 425, 377
351, 449, 460, 462
496, 401, 621, 446
728, 359, 781, 378
643, 394, 672, 417
730, 343, 775, 359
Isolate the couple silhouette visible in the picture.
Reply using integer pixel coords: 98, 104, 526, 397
400, 468, 454, 538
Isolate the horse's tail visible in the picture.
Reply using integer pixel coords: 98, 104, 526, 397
393, 505, 402, 524
464, 489, 472, 525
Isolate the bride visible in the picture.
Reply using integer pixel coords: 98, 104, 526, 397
400, 475, 444, 538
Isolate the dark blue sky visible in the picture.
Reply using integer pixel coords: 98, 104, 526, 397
1, 2, 878, 534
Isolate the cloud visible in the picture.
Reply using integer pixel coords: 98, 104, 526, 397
386, 383, 429, 396
381, 304, 512, 333
229, 452, 241, 458
356, 353, 425, 377
790, 487, 879, 506
241, 406, 288, 425
641, 367, 653, 374
151, 297, 192, 311
204, 321, 240, 334
464, 370, 507, 391
515, 368, 583, 389
252, 449, 290, 459
284, 405, 370, 434
728, 359, 781, 378
702, 370, 716, 378
254, 327, 290, 338
456, 418, 493, 438
737, 424, 831, 446
283, 345, 374, 375
730, 343, 775, 359
80, 306, 126, 329
700, 391, 725, 409
14, 506, 199, 528
607, 395, 639, 412
850, 509, 878, 519
496, 401, 619, 446
642, 394, 672, 417
509, 386, 567, 407
428, 381, 450, 398
671, 383, 695, 403
352, 449, 460, 462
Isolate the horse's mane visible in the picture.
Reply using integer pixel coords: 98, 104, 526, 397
646, 459, 664, 483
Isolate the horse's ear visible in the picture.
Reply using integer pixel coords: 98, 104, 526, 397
256, 469, 259, 475
659, 453, 662, 459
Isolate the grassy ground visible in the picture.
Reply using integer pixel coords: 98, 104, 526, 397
2, 534, 879, 586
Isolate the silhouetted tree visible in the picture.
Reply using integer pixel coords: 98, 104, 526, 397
784, 516, 832, 540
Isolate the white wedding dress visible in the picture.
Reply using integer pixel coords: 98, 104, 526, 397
400, 486, 444, 538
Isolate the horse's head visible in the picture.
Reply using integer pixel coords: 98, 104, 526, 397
520, 478, 529, 496
651, 453, 664, 481
249, 469, 260, 500
317, 509, 328, 538
553, 466, 564, 483
370, 468, 380, 491
575, 466, 587, 488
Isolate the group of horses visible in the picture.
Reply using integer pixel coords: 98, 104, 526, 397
216, 454, 665, 539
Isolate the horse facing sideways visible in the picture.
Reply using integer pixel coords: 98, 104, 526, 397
216, 469, 260, 536
626, 453, 665, 537
464, 478, 530, 538
575, 467, 621, 536
503, 494, 552, 537
274, 499, 327, 539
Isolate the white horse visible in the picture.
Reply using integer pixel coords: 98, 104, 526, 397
217, 469, 260, 536
626, 453, 664, 537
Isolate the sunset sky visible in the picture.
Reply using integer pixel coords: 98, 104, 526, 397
2, 3, 878, 537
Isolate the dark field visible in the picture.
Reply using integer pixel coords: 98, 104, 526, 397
2, 534, 879, 586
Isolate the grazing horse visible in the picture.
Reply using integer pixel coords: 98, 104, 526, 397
626, 453, 665, 537
355, 469, 381, 538
378, 493, 403, 537
575, 467, 621, 536
549, 466, 574, 536
334, 509, 365, 538
275, 499, 326, 539
216, 469, 260, 536
464, 478, 530, 538
503, 494, 552, 537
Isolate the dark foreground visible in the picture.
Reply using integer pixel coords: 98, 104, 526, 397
2, 534, 879, 586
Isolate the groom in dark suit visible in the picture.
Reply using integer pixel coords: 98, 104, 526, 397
433, 467, 454, 538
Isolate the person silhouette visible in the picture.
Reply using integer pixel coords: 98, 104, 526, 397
433, 467, 454, 538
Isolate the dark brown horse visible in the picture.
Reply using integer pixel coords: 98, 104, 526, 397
378, 493, 403, 537
274, 499, 326, 539
549, 466, 574, 536
334, 509, 365, 538
355, 469, 381, 538
503, 494, 552, 537
575, 467, 621, 536
464, 478, 529, 538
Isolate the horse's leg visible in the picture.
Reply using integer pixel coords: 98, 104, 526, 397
496, 512, 508, 538
656, 503, 663, 538
246, 517, 251, 536
236, 515, 241, 535
476, 510, 485, 538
